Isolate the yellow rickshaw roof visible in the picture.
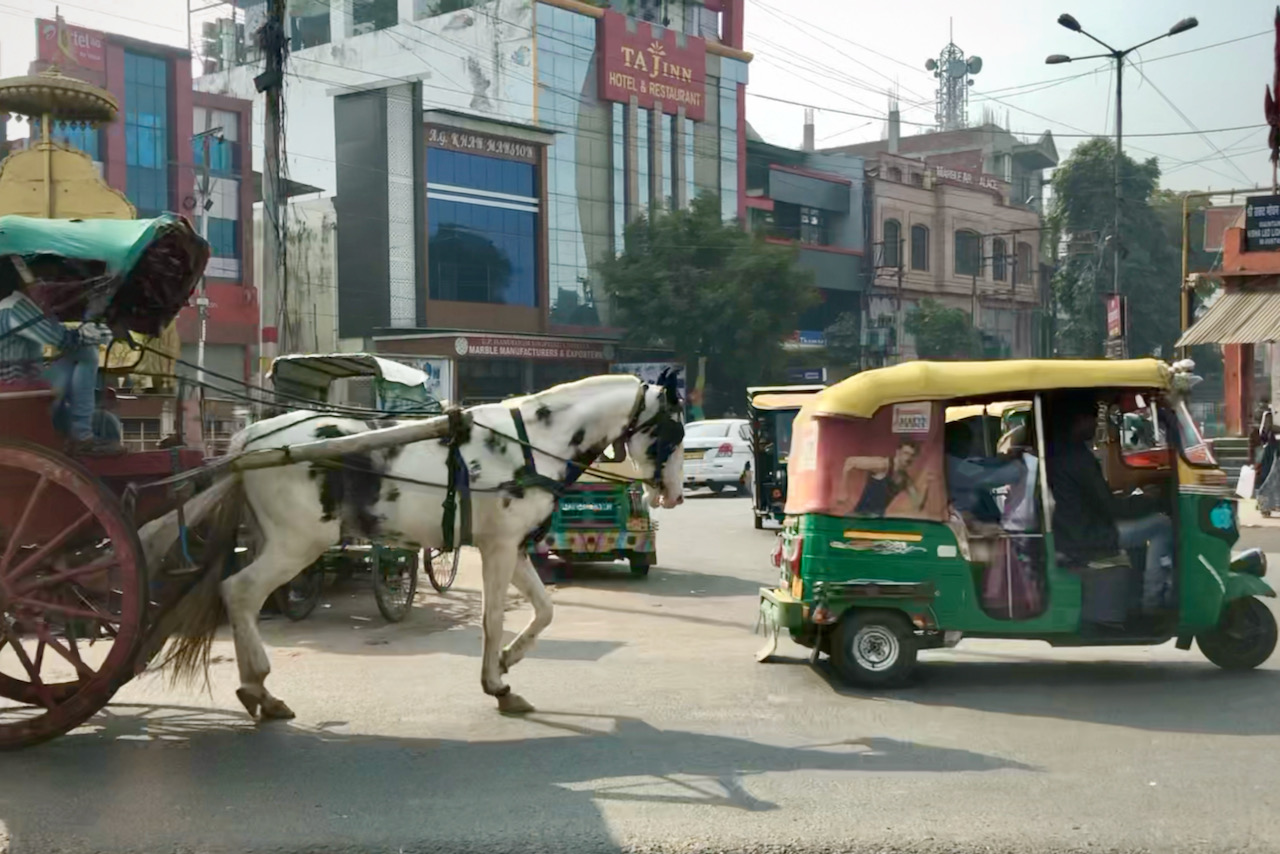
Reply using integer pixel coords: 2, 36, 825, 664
807, 359, 1171, 419
750, 391, 823, 411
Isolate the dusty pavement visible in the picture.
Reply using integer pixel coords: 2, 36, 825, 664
2, 493, 1279, 854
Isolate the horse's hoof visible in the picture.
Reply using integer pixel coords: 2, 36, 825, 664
260, 696, 297, 720
235, 688, 261, 719
497, 692, 535, 715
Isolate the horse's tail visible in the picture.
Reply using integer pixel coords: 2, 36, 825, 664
151, 470, 246, 688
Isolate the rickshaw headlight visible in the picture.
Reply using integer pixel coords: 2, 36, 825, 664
1230, 548, 1267, 578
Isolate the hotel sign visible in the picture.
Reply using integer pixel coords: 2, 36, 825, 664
598, 10, 707, 122
425, 125, 539, 164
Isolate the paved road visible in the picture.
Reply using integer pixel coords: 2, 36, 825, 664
3, 494, 1279, 854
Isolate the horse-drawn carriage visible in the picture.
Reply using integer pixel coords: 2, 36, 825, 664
0, 212, 213, 748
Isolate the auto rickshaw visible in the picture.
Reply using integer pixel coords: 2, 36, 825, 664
530, 440, 658, 579
747, 385, 825, 530
757, 359, 1276, 686
263, 354, 459, 621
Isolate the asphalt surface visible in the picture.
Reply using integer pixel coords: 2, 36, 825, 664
3, 494, 1279, 854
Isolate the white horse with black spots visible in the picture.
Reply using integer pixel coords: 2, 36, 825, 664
161, 372, 685, 718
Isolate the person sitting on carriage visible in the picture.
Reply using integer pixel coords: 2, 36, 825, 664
0, 276, 125, 456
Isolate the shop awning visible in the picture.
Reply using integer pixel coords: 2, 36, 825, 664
1177, 289, 1280, 346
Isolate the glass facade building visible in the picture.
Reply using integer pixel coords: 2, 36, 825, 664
123, 51, 169, 218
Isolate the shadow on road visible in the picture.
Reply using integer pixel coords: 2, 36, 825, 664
814, 657, 1280, 736
2, 704, 1035, 853
553, 563, 764, 599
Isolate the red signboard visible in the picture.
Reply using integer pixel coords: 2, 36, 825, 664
598, 10, 707, 122
36, 18, 105, 71
1105, 294, 1126, 340
453, 335, 610, 361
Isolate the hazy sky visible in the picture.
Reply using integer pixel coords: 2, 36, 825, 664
2, 0, 1275, 193
744, 0, 1277, 193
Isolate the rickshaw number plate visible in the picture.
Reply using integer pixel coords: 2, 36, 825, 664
756, 599, 780, 662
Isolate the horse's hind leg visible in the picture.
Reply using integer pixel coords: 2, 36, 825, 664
222, 539, 327, 720
477, 540, 532, 714
499, 551, 553, 676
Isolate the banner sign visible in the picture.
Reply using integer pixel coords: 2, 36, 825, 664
36, 18, 105, 71
453, 335, 610, 361
598, 10, 707, 121
1244, 194, 1280, 251
1105, 294, 1126, 339
426, 126, 539, 164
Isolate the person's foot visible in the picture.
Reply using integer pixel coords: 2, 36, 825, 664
67, 436, 127, 457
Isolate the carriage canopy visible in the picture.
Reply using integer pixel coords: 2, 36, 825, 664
0, 213, 208, 336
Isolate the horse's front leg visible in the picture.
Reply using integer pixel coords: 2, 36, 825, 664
499, 550, 554, 676
478, 540, 534, 714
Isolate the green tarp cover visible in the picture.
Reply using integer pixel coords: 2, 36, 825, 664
0, 213, 183, 277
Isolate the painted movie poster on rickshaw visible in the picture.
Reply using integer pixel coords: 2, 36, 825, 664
786, 402, 946, 521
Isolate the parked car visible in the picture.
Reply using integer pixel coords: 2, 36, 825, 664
682, 419, 752, 494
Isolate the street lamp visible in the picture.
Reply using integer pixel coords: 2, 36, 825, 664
1046, 14, 1199, 298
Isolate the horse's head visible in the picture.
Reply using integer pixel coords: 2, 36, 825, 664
623, 369, 685, 510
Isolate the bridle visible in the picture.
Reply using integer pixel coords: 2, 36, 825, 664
620, 378, 685, 491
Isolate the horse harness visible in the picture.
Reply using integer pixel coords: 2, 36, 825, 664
439, 381, 684, 551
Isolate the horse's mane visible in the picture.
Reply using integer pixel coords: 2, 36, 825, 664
506, 374, 641, 412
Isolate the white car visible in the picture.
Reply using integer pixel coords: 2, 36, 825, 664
682, 419, 752, 494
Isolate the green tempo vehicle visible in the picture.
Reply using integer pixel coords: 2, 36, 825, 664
757, 359, 1276, 687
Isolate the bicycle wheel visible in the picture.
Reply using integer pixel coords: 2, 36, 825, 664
372, 547, 419, 623
426, 547, 460, 593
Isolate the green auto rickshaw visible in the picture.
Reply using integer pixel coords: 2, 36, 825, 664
747, 385, 825, 530
757, 358, 1276, 686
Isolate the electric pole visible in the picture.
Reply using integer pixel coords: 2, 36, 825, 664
255, 0, 288, 387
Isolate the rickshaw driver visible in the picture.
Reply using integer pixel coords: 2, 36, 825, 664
0, 280, 123, 456
1047, 394, 1173, 615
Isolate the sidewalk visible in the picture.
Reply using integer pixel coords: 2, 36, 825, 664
1237, 497, 1280, 528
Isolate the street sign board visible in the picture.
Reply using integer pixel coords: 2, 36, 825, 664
1244, 194, 1280, 251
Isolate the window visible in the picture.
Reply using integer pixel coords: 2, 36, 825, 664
883, 219, 901, 268
911, 172, 924, 187
427, 147, 539, 307
685, 422, 731, 439
121, 418, 162, 452
799, 206, 826, 245
1016, 242, 1034, 285
417, 0, 477, 19
887, 166, 903, 182
910, 224, 929, 271
124, 51, 169, 218
955, 229, 982, 277
992, 237, 1008, 282
353, 0, 396, 34
290, 0, 331, 49
33, 119, 101, 160
206, 217, 238, 259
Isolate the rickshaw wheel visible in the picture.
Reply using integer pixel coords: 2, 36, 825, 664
1197, 597, 1278, 671
628, 553, 652, 577
830, 609, 918, 688
272, 566, 323, 622
372, 547, 418, 623
426, 548, 460, 593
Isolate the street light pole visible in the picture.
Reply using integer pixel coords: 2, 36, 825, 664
1047, 14, 1198, 300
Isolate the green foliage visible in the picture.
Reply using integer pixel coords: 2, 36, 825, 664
904, 299, 980, 359
1048, 137, 1181, 359
823, 311, 862, 368
599, 195, 818, 415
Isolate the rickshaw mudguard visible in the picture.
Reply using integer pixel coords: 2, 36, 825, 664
1223, 571, 1276, 601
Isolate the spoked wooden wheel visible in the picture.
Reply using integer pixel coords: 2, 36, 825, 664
426, 547, 460, 593
0, 442, 146, 750
372, 547, 418, 622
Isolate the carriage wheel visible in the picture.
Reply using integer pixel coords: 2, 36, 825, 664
0, 441, 146, 750
372, 547, 418, 623
272, 565, 323, 622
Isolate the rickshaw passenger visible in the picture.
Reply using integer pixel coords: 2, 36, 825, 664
0, 281, 122, 455
944, 421, 1024, 525
1046, 395, 1172, 614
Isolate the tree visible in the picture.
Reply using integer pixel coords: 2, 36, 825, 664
1048, 138, 1181, 358
823, 311, 862, 370
599, 196, 817, 415
904, 299, 979, 359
